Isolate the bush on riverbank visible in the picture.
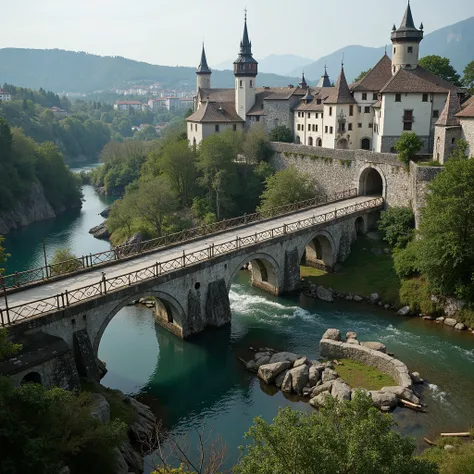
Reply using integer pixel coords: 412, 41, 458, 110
399, 278, 438, 315
422, 438, 474, 474
378, 207, 415, 249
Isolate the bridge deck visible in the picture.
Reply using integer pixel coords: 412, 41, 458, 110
0, 195, 377, 321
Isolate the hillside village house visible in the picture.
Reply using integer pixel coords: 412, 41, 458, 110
0, 88, 11, 102
114, 100, 143, 112
187, 3, 470, 161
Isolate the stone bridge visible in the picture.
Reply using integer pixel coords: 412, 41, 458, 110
1, 194, 382, 389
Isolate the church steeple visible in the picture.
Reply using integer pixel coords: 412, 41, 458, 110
317, 64, 331, 88
196, 43, 211, 91
299, 72, 308, 89
234, 11, 258, 77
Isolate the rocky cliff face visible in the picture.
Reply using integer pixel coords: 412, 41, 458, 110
0, 182, 57, 235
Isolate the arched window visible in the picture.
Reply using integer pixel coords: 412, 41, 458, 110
295, 136, 301, 144
317, 138, 322, 147
361, 138, 371, 150
308, 136, 313, 146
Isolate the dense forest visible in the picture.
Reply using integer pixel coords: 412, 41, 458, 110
0, 49, 298, 93
0, 84, 186, 162
0, 117, 82, 212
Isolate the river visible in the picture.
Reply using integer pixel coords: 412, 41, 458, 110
3, 169, 474, 472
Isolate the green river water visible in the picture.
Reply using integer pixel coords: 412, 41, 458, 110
3, 176, 474, 472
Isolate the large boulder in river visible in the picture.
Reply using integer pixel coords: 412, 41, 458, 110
308, 365, 321, 387
269, 352, 299, 365
281, 371, 293, 393
331, 379, 351, 401
258, 361, 292, 384
275, 369, 289, 388
360, 341, 387, 353
293, 356, 310, 368
444, 318, 457, 327
369, 390, 398, 409
290, 365, 309, 394
322, 328, 341, 341
316, 286, 334, 303
89, 222, 110, 240
381, 386, 420, 405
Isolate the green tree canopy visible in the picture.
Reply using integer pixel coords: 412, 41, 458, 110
354, 68, 372, 82
378, 207, 415, 248
242, 123, 271, 165
50, 248, 83, 276
417, 156, 474, 300
258, 165, 316, 213
235, 391, 437, 474
394, 132, 424, 165
269, 125, 293, 143
462, 60, 474, 93
419, 55, 462, 86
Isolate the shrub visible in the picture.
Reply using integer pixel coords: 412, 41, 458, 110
399, 278, 438, 314
393, 239, 421, 278
394, 132, 424, 165
50, 248, 83, 276
421, 439, 474, 474
268, 125, 293, 143
378, 207, 415, 248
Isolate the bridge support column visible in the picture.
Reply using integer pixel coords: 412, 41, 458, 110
188, 290, 203, 334
283, 247, 301, 293
205, 279, 231, 328
73, 329, 100, 382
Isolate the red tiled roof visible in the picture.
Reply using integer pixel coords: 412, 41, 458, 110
116, 100, 142, 105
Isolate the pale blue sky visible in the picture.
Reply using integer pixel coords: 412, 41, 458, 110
1, 0, 473, 67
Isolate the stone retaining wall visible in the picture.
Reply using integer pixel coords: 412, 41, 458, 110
320, 339, 412, 389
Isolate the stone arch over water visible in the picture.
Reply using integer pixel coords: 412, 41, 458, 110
301, 231, 336, 271
21, 372, 42, 385
357, 164, 386, 198
228, 252, 282, 296
93, 290, 186, 354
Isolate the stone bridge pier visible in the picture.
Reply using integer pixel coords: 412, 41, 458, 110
4, 208, 379, 390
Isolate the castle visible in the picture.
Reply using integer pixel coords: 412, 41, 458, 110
187, 3, 474, 162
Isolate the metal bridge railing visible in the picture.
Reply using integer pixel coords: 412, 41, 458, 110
0, 196, 383, 326
0, 188, 358, 291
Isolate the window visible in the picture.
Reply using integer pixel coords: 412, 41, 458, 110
315, 113, 319, 119
362, 93, 367, 100
329, 107, 333, 116
403, 122, 412, 131
195, 124, 198, 131
233, 124, 237, 131
325, 126, 328, 133
240, 80, 243, 88
358, 123, 362, 128
452, 137, 456, 144
308, 137, 313, 146
403, 109, 413, 131
308, 124, 311, 131
307, 113, 311, 118
422, 94, 428, 102
349, 105, 354, 116
256, 116, 260, 122
394, 47, 397, 54
395, 94, 401, 102
330, 126, 333, 134
250, 80, 253, 88
368, 123, 373, 128
215, 124, 219, 132
393, 66, 396, 73
348, 123, 353, 131
312, 124, 316, 131
316, 125, 318, 132
433, 110, 439, 118
408, 46, 413, 54
373, 93, 378, 100
364, 106, 370, 113
358, 106, 362, 113
321, 113, 324, 118
338, 122, 345, 133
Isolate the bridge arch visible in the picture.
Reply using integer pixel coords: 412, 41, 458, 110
21, 372, 42, 385
357, 164, 386, 198
228, 252, 282, 296
301, 231, 336, 271
93, 290, 186, 354
355, 215, 367, 235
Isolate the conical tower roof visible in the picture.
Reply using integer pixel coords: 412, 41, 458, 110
317, 65, 331, 88
400, 1, 416, 29
299, 72, 308, 89
324, 66, 356, 104
391, 1, 423, 43
197, 44, 211, 75
436, 91, 461, 126
234, 12, 258, 75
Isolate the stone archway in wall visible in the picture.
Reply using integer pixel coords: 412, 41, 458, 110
21, 372, 42, 385
93, 291, 186, 355
228, 252, 282, 296
361, 137, 371, 150
301, 231, 336, 272
336, 138, 349, 149
308, 136, 313, 146
317, 138, 322, 147
357, 165, 386, 198
354, 216, 367, 236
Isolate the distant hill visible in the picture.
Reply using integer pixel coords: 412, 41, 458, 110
290, 16, 474, 83
214, 53, 314, 76
0, 48, 299, 93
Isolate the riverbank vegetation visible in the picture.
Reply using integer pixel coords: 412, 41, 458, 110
0, 117, 82, 212
334, 359, 396, 390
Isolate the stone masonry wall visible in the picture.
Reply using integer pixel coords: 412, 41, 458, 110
264, 97, 299, 135
270, 142, 410, 208
320, 339, 412, 389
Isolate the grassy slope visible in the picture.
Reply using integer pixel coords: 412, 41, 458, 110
335, 359, 395, 391
300, 236, 401, 305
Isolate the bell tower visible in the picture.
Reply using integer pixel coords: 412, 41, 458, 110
391, 1, 424, 74
196, 43, 211, 92
234, 11, 258, 121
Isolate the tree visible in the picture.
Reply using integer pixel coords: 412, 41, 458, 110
0, 235, 8, 275
354, 68, 372, 82
242, 123, 271, 165
378, 207, 415, 248
417, 157, 474, 300
394, 132, 424, 165
50, 248, 83, 276
235, 391, 437, 474
107, 198, 136, 241
419, 55, 461, 86
0, 328, 21, 361
258, 166, 316, 213
462, 60, 474, 93
268, 125, 293, 143
449, 139, 470, 160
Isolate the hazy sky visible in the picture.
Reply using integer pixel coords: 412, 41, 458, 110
1, 0, 473, 68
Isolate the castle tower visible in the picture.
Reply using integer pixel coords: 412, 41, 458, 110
391, 1, 424, 74
196, 43, 211, 92
234, 12, 258, 121
299, 72, 308, 89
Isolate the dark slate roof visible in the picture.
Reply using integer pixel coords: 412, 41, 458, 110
247, 90, 273, 116
299, 72, 308, 89
324, 67, 356, 104
186, 101, 244, 123
391, 2, 423, 43
197, 44, 211, 74
198, 88, 234, 103
234, 17, 258, 65
456, 95, 474, 118
400, 2, 416, 29
351, 54, 392, 92
436, 92, 461, 126
293, 87, 334, 111
380, 66, 459, 94
317, 67, 331, 88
